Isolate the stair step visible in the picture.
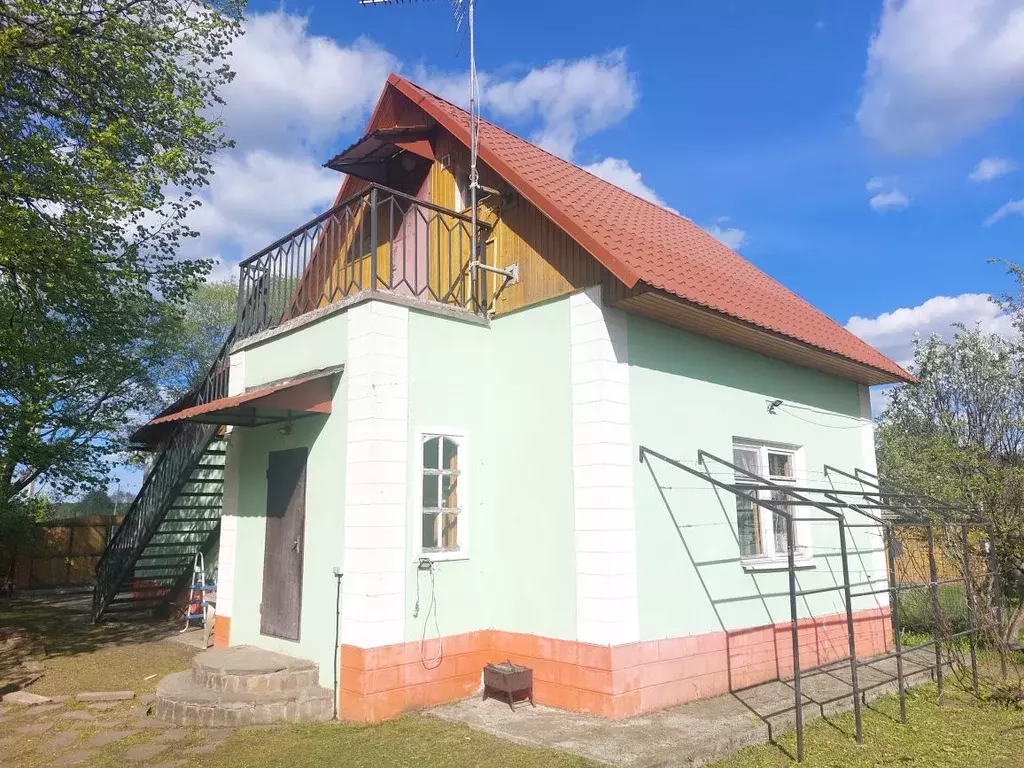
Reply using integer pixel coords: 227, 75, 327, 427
136, 553, 196, 561
143, 542, 206, 549
177, 492, 224, 497
167, 505, 221, 511
155, 671, 332, 726
204, 449, 227, 456
164, 517, 221, 523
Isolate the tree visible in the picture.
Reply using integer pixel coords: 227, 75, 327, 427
0, 1, 243, 518
159, 278, 238, 400
879, 274, 1024, 647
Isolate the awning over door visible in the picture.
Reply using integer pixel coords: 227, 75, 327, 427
148, 365, 342, 428
324, 125, 435, 182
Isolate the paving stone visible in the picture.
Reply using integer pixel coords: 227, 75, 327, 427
76, 690, 135, 702
50, 695, 71, 703
3, 690, 52, 705
141, 694, 157, 704
0, 736, 15, 748
203, 727, 233, 742
0, 705, 7, 717
186, 744, 218, 755
62, 710, 95, 721
16, 721, 54, 735
156, 728, 188, 742
87, 701, 123, 711
49, 750, 95, 767
83, 729, 137, 748
29, 702, 67, 715
40, 732, 79, 752
23, 660, 45, 673
127, 704, 155, 718
123, 742, 170, 761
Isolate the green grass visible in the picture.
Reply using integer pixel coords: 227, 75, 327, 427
188, 717, 599, 768
0, 593, 197, 696
714, 684, 1024, 767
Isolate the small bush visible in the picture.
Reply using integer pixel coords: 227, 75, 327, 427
898, 584, 970, 635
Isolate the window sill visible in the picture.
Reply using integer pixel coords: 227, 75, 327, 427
417, 552, 469, 564
742, 556, 816, 573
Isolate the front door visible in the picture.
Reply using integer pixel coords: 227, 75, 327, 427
260, 447, 307, 640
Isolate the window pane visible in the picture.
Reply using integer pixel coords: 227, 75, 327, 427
768, 452, 793, 478
422, 512, 439, 549
442, 438, 458, 471
733, 447, 760, 477
441, 512, 458, 549
441, 474, 457, 509
737, 498, 762, 557
422, 474, 439, 508
773, 511, 790, 554
423, 437, 440, 470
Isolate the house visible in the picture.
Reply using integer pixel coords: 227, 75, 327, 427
98, 73, 911, 723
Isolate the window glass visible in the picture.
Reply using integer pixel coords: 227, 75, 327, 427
736, 497, 762, 557
422, 433, 463, 553
733, 447, 760, 476
768, 451, 793, 478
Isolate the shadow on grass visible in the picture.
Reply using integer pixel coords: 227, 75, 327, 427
0, 591, 181, 693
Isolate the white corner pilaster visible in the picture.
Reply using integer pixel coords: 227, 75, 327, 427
858, 384, 878, 476
570, 286, 639, 646
216, 349, 246, 622
341, 301, 410, 648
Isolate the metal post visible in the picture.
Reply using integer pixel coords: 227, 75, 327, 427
787, 515, 804, 762
838, 520, 863, 742
989, 525, 1007, 680
468, 0, 479, 312
926, 525, 943, 700
885, 526, 907, 724
369, 187, 379, 290
961, 524, 980, 697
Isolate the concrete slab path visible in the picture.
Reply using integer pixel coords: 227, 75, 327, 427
431, 649, 940, 767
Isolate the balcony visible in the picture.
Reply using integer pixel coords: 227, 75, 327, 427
235, 184, 492, 340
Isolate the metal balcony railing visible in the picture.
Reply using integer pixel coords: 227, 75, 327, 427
92, 331, 233, 621
235, 184, 492, 340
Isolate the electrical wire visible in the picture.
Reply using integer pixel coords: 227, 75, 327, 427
414, 560, 443, 670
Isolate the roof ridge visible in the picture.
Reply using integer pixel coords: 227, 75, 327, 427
394, 73, 692, 221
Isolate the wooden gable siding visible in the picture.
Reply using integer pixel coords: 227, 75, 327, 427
429, 133, 608, 315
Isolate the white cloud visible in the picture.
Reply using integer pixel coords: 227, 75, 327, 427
846, 293, 1014, 366
705, 224, 748, 250
970, 156, 1017, 181
869, 188, 910, 211
866, 176, 887, 191
221, 12, 397, 152
190, 150, 339, 254
984, 198, 1024, 226
582, 157, 670, 207
857, 0, 1024, 155
484, 50, 638, 159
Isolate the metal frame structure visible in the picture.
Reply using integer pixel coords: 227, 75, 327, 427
639, 445, 998, 762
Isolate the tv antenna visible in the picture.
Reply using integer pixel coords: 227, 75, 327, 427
358, 0, 483, 302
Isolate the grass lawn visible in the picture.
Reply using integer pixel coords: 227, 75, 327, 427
716, 684, 1024, 768
0, 593, 198, 696
187, 717, 600, 768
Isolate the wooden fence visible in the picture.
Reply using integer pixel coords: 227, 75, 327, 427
9, 515, 123, 590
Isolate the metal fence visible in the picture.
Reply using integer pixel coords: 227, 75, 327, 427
236, 184, 492, 340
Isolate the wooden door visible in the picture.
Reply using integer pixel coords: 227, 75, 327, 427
260, 447, 307, 640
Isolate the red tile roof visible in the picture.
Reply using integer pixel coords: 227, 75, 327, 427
382, 74, 912, 384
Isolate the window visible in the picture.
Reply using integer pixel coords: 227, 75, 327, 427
420, 432, 467, 556
733, 441, 810, 564
453, 168, 470, 212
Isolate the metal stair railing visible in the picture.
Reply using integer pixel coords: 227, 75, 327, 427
92, 330, 234, 621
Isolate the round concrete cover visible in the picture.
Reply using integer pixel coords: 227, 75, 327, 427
195, 645, 317, 675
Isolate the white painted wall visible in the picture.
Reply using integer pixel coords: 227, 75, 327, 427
569, 286, 640, 646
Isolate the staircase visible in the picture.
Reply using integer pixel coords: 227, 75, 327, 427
155, 645, 334, 725
92, 334, 234, 622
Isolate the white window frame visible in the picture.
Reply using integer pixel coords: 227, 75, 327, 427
415, 428, 469, 562
453, 167, 470, 213
732, 440, 813, 570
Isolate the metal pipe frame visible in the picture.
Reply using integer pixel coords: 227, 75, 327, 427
639, 444, 996, 762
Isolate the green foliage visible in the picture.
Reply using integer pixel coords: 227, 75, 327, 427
0, 495, 48, 576
0, 1, 243, 510
897, 584, 970, 636
159, 278, 237, 399
879, 264, 1024, 644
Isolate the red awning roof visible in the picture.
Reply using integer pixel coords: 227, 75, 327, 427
148, 366, 342, 428
355, 74, 913, 385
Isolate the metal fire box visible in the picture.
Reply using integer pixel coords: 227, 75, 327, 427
482, 661, 534, 711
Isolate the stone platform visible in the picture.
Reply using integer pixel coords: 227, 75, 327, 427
155, 645, 333, 726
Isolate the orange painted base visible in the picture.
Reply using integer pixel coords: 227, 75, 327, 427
213, 615, 231, 648
338, 606, 892, 723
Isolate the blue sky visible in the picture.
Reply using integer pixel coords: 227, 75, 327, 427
109, 0, 1024, 492
195, 0, 1024, 366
